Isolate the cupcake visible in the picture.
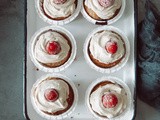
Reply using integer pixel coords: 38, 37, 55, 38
81, 0, 126, 25
84, 26, 130, 73
36, 0, 82, 25
86, 76, 131, 119
29, 26, 77, 72
31, 74, 78, 119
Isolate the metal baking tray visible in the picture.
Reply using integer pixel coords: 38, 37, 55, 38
23, 0, 137, 119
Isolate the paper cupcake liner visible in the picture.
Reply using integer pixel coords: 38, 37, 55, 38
83, 26, 130, 73
85, 76, 132, 120
31, 73, 78, 120
35, 0, 82, 25
81, 0, 126, 25
29, 25, 77, 73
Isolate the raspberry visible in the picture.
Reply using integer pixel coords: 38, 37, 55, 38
53, 0, 67, 4
102, 93, 118, 108
105, 41, 118, 54
98, 0, 115, 8
44, 88, 59, 102
46, 41, 61, 55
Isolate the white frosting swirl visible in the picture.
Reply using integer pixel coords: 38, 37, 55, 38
43, 0, 76, 18
89, 30, 125, 64
34, 79, 70, 113
34, 30, 70, 64
85, 0, 122, 19
90, 83, 127, 118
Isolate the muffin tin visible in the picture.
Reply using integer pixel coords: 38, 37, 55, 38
24, 0, 137, 119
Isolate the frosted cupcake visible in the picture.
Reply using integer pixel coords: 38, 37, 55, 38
86, 76, 131, 119
84, 26, 130, 73
31, 74, 78, 119
29, 26, 76, 72
36, 0, 82, 25
81, 0, 126, 25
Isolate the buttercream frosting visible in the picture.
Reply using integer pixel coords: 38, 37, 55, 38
89, 30, 125, 64
90, 83, 127, 118
43, 0, 76, 18
85, 0, 122, 19
34, 30, 70, 64
34, 78, 70, 113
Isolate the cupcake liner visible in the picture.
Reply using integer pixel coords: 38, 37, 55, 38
83, 26, 130, 73
35, 0, 82, 25
81, 0, 126, 25
85, 76, 132, 120
31, 73, 78, 120
29, 25, 77, 73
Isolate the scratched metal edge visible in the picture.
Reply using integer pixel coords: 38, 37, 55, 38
23, 0, 138, 119
23, 0, 30, 119
131, 0, 138, 119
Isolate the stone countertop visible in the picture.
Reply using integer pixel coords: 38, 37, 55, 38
0, 0, 160, 120
0, 0, 25, 120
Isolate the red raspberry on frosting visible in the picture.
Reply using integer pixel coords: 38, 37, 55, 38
53, 0, 67, 4
46, 41, 61, 55
44, 88, 59, 102
102, 93, 118, 108
105, 41, 118, 54
98, 0, 115, 8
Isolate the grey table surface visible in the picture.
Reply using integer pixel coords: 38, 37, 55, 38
0, 0, 160, 120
